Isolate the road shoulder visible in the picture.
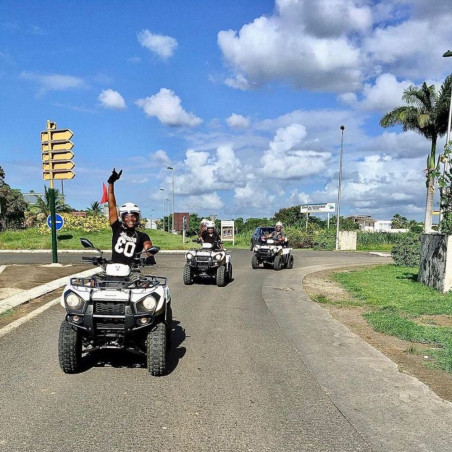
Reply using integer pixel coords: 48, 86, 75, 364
262, 264, 452, 452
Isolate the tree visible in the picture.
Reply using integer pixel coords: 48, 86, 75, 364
35, 185, 70, 216
0, 166, 27, 229
391, 214, 408, 229
380, 75, 451, 233
273, 206, 302, 226
87, 201, 103, 216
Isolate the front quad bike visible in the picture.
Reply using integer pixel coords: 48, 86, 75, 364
58, 238, 172, 376
183, 241, 232, 287
251, 238, 294, 271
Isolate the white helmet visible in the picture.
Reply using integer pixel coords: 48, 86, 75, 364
201, 218, 208, 226
206, 220, 215, 229
119, 202, 141, 221
275, 221, 283, 227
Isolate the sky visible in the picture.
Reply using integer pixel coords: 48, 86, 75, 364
1, 0, 451, 223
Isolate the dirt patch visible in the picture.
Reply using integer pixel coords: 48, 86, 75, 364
0, 264, 93, 329
303, 268, 452, 403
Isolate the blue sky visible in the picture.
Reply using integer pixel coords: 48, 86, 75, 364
1, 0, 451, 222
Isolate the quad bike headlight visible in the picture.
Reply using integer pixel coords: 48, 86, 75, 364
136, 293, 160, 313
64, 291, 84, 311
186, 253, 193, 260
253, 245, 259, 252
215, 252, 224, 261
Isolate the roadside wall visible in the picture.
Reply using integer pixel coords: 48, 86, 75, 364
338, 231, 357, 251
418, 233, 452, 293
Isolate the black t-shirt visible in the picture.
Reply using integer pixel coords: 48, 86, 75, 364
111, 220, 151, 265
201, 230, 222, 248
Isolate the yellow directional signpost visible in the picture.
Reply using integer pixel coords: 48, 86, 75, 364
41, 120, 75, 262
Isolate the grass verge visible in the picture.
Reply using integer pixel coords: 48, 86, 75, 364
334, 265, 452, 372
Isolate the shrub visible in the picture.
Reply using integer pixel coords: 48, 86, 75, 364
391, 234, 421, 267
313, 230, 336, 250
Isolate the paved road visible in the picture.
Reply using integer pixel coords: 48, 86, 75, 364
0, 250, 451, 451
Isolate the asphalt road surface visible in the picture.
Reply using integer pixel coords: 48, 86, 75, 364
0, 250, 448, 451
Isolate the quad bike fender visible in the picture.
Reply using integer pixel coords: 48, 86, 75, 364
282, 248, 292, 256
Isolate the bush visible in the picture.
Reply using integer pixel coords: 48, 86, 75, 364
391, 234, 421, 267
313, 230, 336, 250
285, 227, 316, 248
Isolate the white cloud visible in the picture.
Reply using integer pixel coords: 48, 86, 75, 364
184, 192, 224, 212
20, 71, 87, 94
218, 0, 452, 93
217, 2, 363, 92
175, 145, 245, 197
98, 89, 126, 110
226, 113, 250, 129
339, 73, 413, 112
261, 124, 331, 179
149, 149, 171, 166
135, 88, 202, 127
137, 29, 178, 59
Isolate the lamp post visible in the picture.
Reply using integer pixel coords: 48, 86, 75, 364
443, 51, 452, 148
165, 199, 170, 232
167, 166, 175, 233
336, 125, 345, 251
150, 209, 155, 230
160, 188, 165, 231
439, 51, 452, 229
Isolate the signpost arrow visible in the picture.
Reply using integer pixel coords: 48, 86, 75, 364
41, 140, 74, 152
40, 129, 73, 142
43, 171, 75, 180
42, 161, 75, 171
42, 150, 75, 161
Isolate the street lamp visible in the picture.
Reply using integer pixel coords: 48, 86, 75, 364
150, 209, 155, 230
165, 199, 170, 232
336, 125, 345, 251
160, 188, 165, 231
443, 51, 452, 149
439, 51, 452, 229
167, 166, 175, 233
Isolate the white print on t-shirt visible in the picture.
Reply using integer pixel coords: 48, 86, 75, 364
114, 232, 137, 258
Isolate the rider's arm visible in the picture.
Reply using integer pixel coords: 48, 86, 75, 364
108, 182, 118, 225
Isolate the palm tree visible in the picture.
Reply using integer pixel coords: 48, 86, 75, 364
35, 185, 68, 216
87, 201, 103, 216
380, 75, 451, 232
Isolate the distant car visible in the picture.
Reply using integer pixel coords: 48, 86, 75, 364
250, 226, 276, 250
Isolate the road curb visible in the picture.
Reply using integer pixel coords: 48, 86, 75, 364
0, 268, 100, 315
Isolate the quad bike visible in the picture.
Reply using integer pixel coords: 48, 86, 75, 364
251, 238, 294, 271
183, 241, 232, 287
58, 238, 172, 376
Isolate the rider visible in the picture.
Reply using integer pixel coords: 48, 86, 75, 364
107, 168, 154, 265
198, 218, 208, 240
201, 220, 223, 250
268, 221, 287, 245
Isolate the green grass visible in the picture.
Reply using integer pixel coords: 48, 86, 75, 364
333, 265, 452, 372
0, 227, 252, 250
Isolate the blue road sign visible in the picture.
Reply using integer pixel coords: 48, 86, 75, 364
47, 213, 64, 231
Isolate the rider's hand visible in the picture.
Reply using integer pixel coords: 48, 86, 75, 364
108, 168, 122, 184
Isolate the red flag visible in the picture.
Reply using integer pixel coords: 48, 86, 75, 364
100, 182, 108, 204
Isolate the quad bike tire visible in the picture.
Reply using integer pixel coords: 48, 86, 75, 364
287, 255, 294, 269
228, 263, 233, 282
274, 255, 282, 271
166, 305, 173, 349
216, 265, 227, 287
58, 321, 82, 374
251, 255, 259, 269
147, 322, 167, 376
183, 264, 194, 285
